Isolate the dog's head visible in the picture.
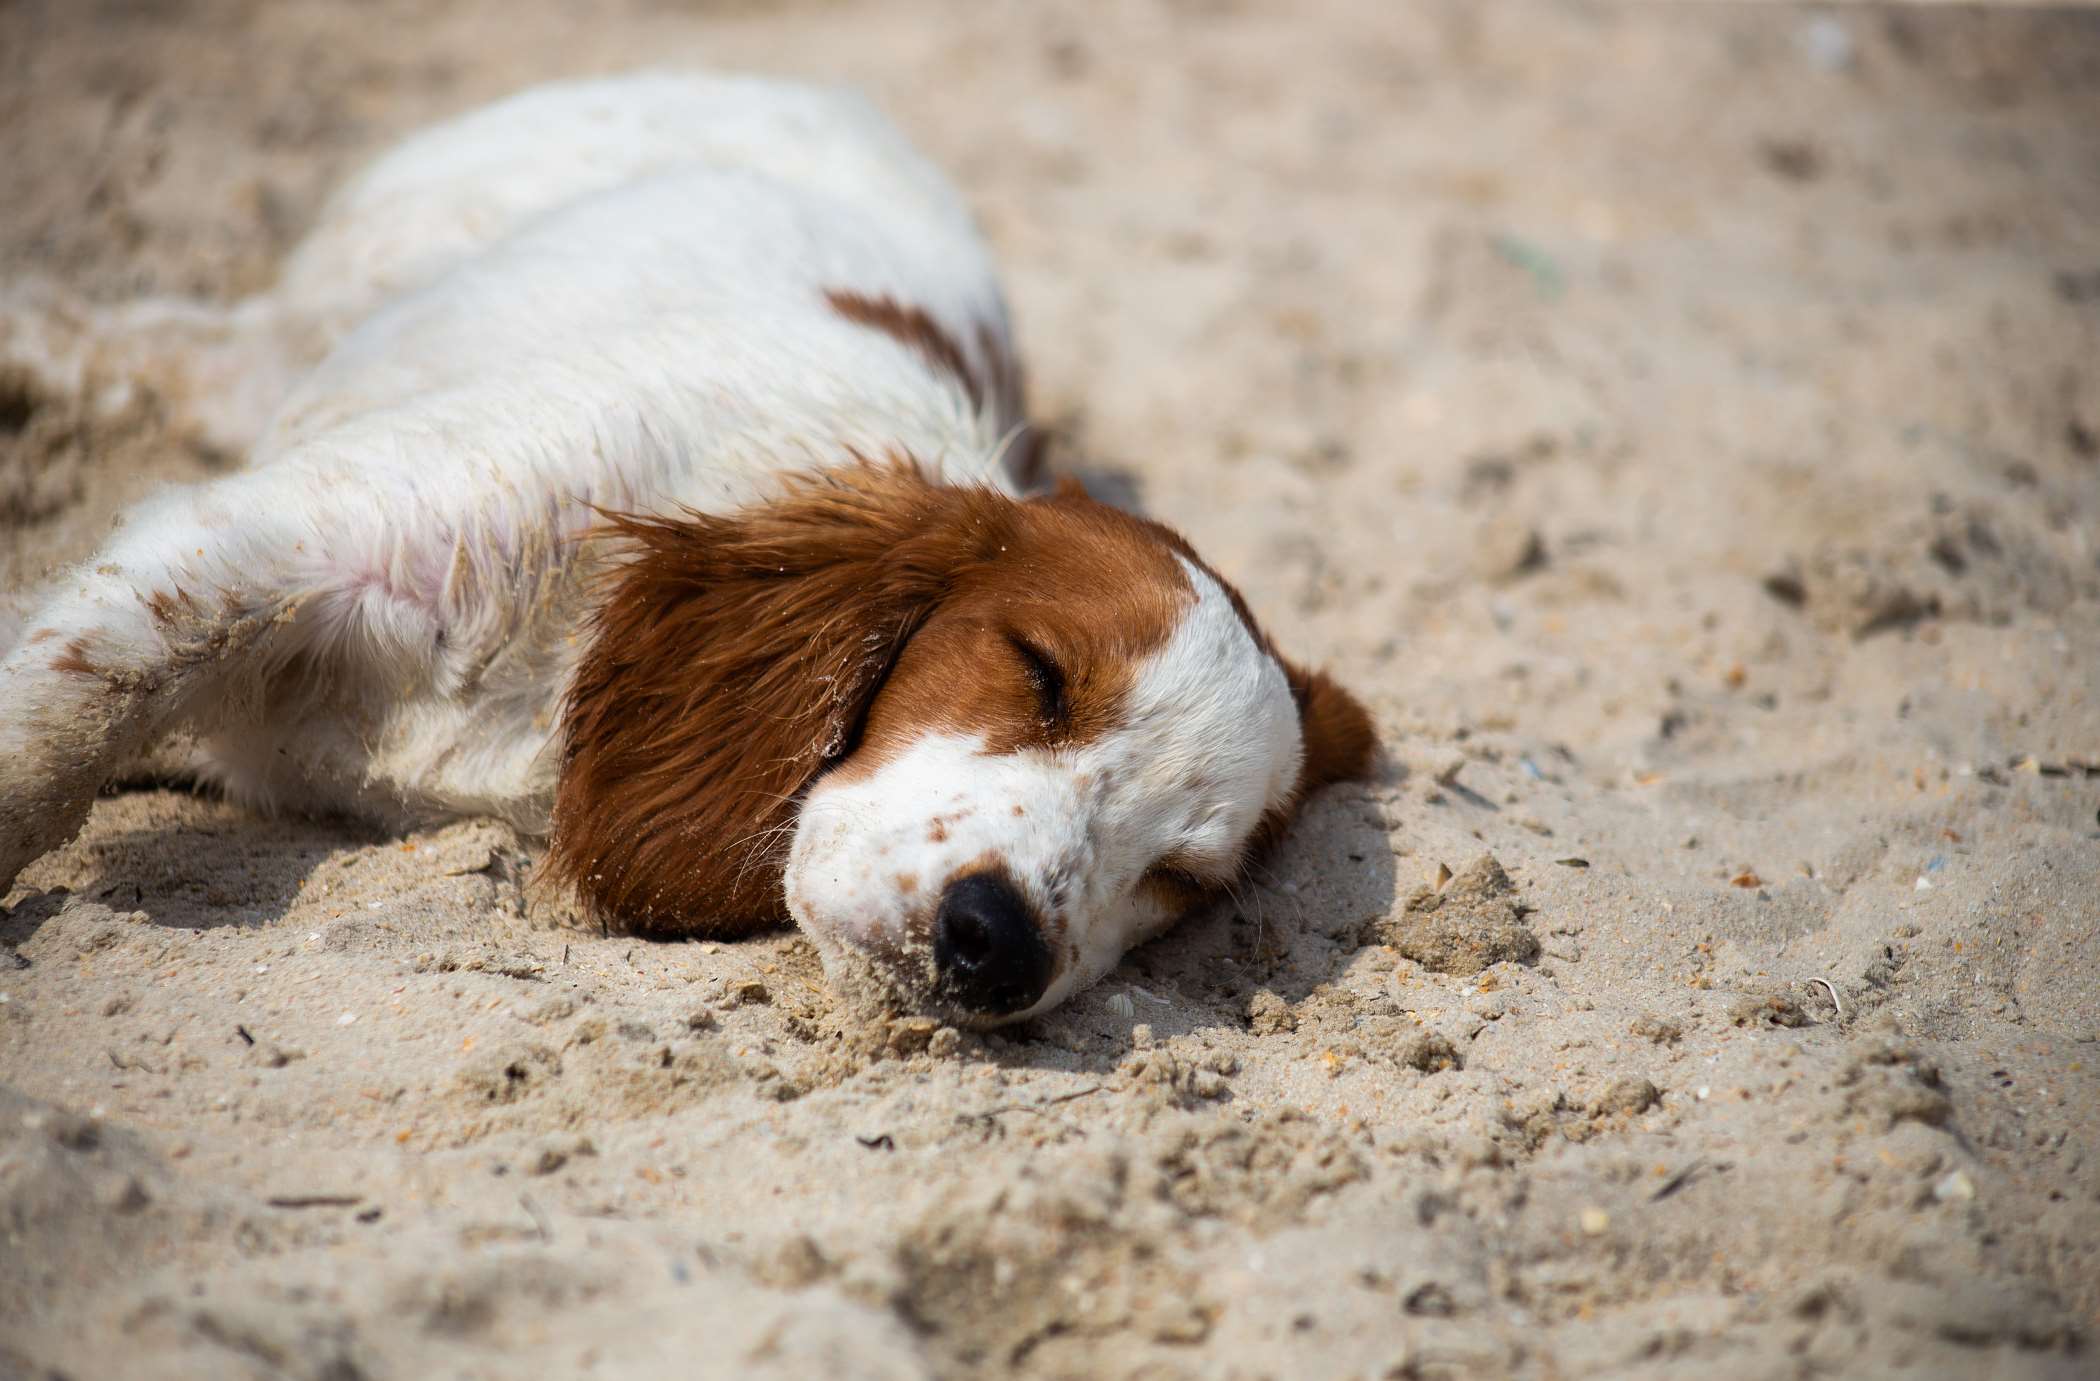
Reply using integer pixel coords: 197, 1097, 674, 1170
546, 458, 1373, 1024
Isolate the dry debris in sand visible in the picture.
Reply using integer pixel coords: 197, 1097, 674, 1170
4, 3, 2100, 1379
1375, 853, 1540, 976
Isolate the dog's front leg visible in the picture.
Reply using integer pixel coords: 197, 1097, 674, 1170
0, 465, 367, 893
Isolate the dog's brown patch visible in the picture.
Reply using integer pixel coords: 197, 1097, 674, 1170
826, 290, 1046, 492
825, 289, 984, 411
51, 638, 99, 677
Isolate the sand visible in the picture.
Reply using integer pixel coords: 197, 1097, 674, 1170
2, 2, 2097, 1377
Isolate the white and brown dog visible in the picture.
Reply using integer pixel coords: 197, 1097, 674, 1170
0, 74, 1373, 1023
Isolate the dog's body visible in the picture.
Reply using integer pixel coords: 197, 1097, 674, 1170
0, 74, 1372, 1022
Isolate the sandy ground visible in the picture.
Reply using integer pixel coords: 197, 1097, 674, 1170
3, 1, 2099, 1377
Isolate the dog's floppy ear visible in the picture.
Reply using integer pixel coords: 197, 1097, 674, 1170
544, 456, 999, 935
1284, 660, 1377, 794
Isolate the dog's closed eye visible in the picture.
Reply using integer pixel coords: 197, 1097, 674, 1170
1005, 631, 1068, 733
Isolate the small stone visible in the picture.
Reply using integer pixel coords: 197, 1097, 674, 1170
885, 1017, 938, 1055
1629, 1013, 1683, 1044
762, 1234, 830, 1290
1934, 1170, 1976, 1203
1151, 1300, 1213, 1344
50, 1114, 99, 1152
1247, 991, 1297, 1035
530, 1145, 570, 1177
1578, 1207, 1610, 1236
1465, 990, 1510, 1020
1471, 521, 1548, 582
1729, 993, 1809, 1028
1453, 1134, 1502, 1170
1799, 14, 1855, 70
1403, 1282, 1455, 1318
101, 1175, 152, 1214
1591, 1076, 1660, 1117
1396, 1031, 1462, 1073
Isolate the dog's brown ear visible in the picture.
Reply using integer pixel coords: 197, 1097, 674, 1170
1284, 660, 1377, 793
544, 457, 1002, 936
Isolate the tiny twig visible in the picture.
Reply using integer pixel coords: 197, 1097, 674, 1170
1651, 1159, 1723, 1202
1806, 977, 1844, 1023
964, 1085, 1104, 1122
266, 1194, 363, 1209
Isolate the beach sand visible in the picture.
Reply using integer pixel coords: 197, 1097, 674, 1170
3, 2, 2097, 1376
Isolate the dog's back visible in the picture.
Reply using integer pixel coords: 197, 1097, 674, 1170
263, 73, 1023, 470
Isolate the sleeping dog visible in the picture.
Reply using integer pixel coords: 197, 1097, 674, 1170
0, 73, 1373, 1023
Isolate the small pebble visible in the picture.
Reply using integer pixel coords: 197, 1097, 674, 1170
1934, 1170, 1976, 1203
1798, 15, 1854, 70
1579, 1207, 1610, 1236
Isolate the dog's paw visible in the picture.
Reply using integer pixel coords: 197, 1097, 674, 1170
0, 777, 94, 900
0, 655, 118, 898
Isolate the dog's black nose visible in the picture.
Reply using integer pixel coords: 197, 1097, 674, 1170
933, 872, 1052, 1016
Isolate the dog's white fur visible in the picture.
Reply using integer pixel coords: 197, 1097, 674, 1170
0, 73, 1315, 1020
